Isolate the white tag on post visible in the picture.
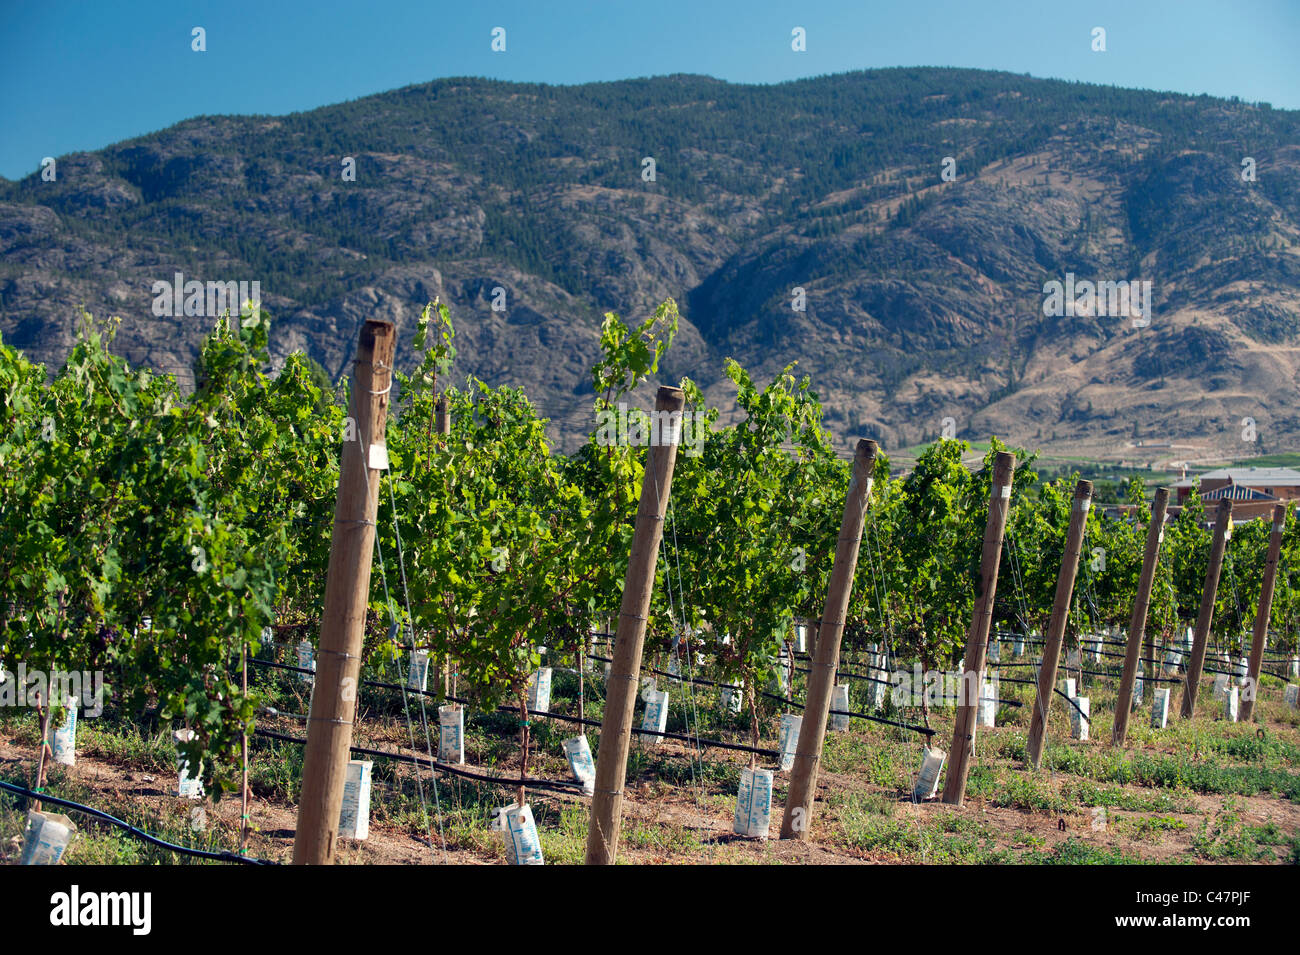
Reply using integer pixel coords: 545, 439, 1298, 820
368, 443, 389, 470
999, 485, 1011, 499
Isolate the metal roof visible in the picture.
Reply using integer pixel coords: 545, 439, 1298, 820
1171, 467, 1300, 489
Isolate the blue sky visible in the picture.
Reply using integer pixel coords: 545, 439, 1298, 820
1, 0, 1297, 180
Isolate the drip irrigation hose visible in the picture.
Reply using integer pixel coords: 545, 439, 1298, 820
253, 728, 588, 794
0, 779, 277, 865
250, 657, 781, 758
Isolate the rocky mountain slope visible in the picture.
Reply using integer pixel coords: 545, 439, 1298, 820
2, 68, 1298, 460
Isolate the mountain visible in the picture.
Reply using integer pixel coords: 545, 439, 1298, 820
2, 68, 1299, 461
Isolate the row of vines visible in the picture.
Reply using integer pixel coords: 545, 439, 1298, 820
2, 300, 1298, 797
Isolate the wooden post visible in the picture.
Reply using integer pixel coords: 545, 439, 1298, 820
1180, 499, 1233, 719
435, 394, 452, 697
33, 691, 49, 814
1112, 487, 1170, 744
1240, 503, 1288, 722
241, 641, 250, 854
435, 395, 450, 437
940, 451, 1016, 805
1024, 479, 1093, 770
584, 386, 685, 865
292, 319, 396, 865
780, 439, 878, 839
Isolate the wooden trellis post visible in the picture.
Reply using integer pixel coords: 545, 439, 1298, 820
1240, 503, 1288, 722
294, 319, 396, 865
1112, 487, 1170, 744
1180, 499, 1233, 719
435, 394, 452, 696
435, 395, 450, 437
780, 439, 878, 839
584, 386, 685, 865
1025, 480, 1093, 769
941, 450, 1016, 806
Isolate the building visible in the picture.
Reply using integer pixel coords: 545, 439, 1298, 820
1169, 467, 1300, 522
1171, 467, 1300, 504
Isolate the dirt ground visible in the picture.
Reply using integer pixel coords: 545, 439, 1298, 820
5, 710, 1298, 865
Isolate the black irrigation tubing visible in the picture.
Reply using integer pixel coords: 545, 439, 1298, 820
1003, 661, 1126, 680
830, 707, 937, 737
1202, 663, 1293, 683
1000, 630, 1300, 662
1202, 664, 1247, 678
588, 653, 718, 691
0, 779, 277, 865
250, 655, 781, 759
986, 696, 1025, 708
984, 674, 1030, 696
992, 675, 1041, 689
252, 728, 588, 795
826, 668, 1026, 710
1129, 655, 1280, 682
1053, 689, 1092, 724
993, 663, 1184, 685
595, 651, 885, 694
990, 676, 1089, 723
1088, 647, 1139, 662
794, 663, 892, 686
429, 681, 780, 760
748, 647, 895, 681
452, 693, 782, 760
1073, 665, 1127, 679
261, 640, 1294, 752
598, 655, 937, 738
756, 686, 937, 737
639, 729, 779, 758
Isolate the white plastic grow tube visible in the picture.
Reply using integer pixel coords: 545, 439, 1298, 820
407, 649, 430, 692
494, 803, 544, 865
777, 713, 802, 771
913, 747, 945, 801
175, 728, 204, 799
1151, 688, 1170, 729
733, 768, 773, 839
1070, 697, 1090, 740
337, 759, 373, 840
1223, 686, 1239, 723
978, 682, 996, 728
438, 704, 465, 764
830, 684, 850, 731
21, 810, 77, 865
639, 687, 669, 745
297, 640, 315, 683
527, 668, 552, 713
47, 698, 77, 767
563, 735, 596, 795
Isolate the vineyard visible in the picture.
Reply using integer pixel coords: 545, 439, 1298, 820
2, 301, 1299, 866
